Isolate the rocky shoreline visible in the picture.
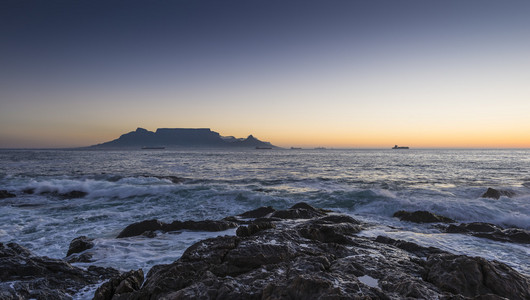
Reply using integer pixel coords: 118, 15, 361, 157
1, 202, 529, 299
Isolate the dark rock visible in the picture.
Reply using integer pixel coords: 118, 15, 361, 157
424, 253, 530, 300
22, 188, 35, 194
481, 187, 516, 199
0, 242, 118, 300
141, 230, 158, 238
116, 219, 164, 238
117, 219, 237, 238
238, 206, 276, 218
65, 236, 95, 263
119, 206, 530, 300
445, 222, 530, 244
236, 221, 275, 237
66, 236, 94, 256
0, 190, 16, 199
319, 214, 362, 224
375, 236, 445, 257
393, 210, 455, 223
60, 190, 88, 199
93, 269, 144, 300
39, 190, 88, 199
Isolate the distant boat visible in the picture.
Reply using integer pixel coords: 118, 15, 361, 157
290, 147, 302, 150
255, 146, 272, 150
392, 145, 409, 149
141, 147, 165, 150
314, 147, 326, 150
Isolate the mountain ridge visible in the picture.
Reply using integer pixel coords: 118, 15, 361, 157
88, 128, 279, 149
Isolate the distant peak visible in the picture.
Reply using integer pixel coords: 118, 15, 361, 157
136, 127, 149, 133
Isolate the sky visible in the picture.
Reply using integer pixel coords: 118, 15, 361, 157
1, 0, 529, 148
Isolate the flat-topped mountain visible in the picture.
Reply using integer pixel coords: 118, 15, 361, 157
89, 128, 279, 149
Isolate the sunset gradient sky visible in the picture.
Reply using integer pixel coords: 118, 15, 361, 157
1, 0, 529, 148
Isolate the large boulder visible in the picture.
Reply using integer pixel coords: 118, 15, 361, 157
66, 236, 94, 256
116, 219, 164, 238
393, 210, 455, 223
481, 187, 516, 199
0, 242, 118, 299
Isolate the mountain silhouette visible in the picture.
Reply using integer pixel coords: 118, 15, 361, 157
89, 128, 279, 149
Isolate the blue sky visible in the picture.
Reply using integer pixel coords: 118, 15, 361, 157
1, 0, 529, 148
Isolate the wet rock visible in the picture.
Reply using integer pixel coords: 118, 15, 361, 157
0, 190, 16, 199
299, 220, 361, 244
424, 253, 530, 300
393, 210, 455, 223
319, 214, 362, 224
66, 236, 94, 256
445, 222, 530, 244
238, 206, 275, 218
481, 187, 516, 199
117, 219, 164, 238
117, 219, 237, 238
141, 230, 158, 238
120, 205, 530, 300
93, 269, 144, 300
65, 236, 95, 263
236, 221, 275, 237
0, 242, 118, 300
97, 204, 530, 299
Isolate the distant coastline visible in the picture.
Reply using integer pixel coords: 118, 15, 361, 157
86, 128, 280, 149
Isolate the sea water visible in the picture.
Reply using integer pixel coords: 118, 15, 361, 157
1, 149, 529, 284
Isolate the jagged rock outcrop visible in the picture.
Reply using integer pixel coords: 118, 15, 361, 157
424, 253, 530, 299
92, 269, 144, 300
481, 187, 516, 199
0, 242, 119, 300
445, 222, 530, 244
118, 203, 529, 300
393, 210, 455, 223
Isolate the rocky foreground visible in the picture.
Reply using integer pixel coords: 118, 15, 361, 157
1, 203, 529, 300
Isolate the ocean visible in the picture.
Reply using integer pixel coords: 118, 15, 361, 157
1, 148, 529, 297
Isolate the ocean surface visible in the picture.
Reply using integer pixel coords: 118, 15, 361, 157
1, 148, 529, 297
